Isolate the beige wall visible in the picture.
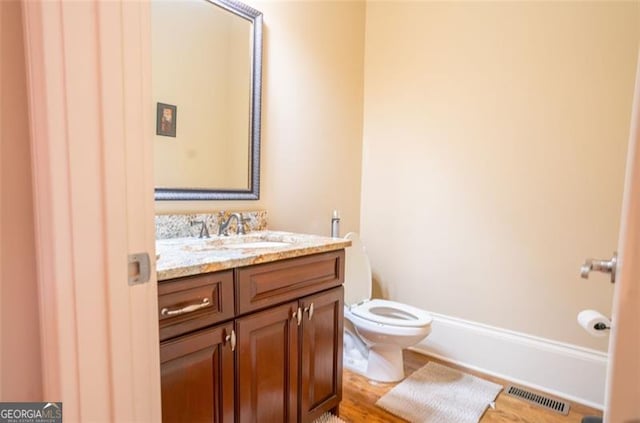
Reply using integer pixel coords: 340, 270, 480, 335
0, 0, 43, 400
155, 0, 366, 237
360, 1, 639, 351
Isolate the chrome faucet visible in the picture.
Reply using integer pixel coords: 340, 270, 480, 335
191, 220, 210, 238
218, 213, 246, 236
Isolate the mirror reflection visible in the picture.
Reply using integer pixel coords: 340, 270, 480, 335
152, 0, 262, 200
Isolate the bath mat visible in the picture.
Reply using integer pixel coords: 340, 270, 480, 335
376, 362, 502, 423
312, 412, 347, 423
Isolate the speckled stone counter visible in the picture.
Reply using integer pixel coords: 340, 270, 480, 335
156, 231, 351, 281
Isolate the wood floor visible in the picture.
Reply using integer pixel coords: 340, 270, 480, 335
339, 350, 602, 423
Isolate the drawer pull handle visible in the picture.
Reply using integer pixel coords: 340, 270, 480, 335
160, 298, 210, 317
292, 307, 302, 326
225, 330, 236, 352
304, 303, 314, 321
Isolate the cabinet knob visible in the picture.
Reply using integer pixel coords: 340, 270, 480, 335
225, 330, 236, 351
304, 303, 314, 321
292, 307, 302, 326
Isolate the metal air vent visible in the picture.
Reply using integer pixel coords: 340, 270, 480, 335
505, 385, 570, 415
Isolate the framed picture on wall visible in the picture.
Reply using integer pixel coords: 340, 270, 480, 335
156, 102, 177, 137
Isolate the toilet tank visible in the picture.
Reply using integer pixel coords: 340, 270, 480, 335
344, 232, 373, 306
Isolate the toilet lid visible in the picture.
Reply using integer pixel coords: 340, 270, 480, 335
351, 299, 433, 327
344, 232, 372, 306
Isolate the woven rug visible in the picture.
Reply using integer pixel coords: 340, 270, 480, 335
376, 362, 502, 423
313, 412, 347, 423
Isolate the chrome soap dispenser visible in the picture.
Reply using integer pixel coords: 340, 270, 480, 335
331, 210, 340, 238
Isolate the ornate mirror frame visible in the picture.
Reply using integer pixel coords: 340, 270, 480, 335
155, 0, 262, 201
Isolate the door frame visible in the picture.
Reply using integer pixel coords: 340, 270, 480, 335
22, 0, 160, 420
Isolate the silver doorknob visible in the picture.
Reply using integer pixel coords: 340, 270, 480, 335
581, 252, 617, 283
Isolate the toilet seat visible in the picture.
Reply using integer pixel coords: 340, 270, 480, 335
350, 299, 432, 328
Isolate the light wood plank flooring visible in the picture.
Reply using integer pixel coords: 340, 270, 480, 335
339, 350, 602, 423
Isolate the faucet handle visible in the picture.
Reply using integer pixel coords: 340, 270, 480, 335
240, 218, 251, 235
237, 215, 249, 235
190, 220, 210, 238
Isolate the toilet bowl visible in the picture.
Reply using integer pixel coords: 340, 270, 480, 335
343, 232, 433, 383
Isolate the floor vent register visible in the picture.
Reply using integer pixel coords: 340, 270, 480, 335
505, 385, 570, 415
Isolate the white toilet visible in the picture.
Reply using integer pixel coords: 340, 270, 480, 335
343, 232, 433, 383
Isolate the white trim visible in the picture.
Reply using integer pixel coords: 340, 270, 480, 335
410, 312, 607, 410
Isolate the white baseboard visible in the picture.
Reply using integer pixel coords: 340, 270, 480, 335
410, 312, 608, 410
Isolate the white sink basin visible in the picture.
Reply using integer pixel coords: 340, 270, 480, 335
221, 241, 290, 249
183, 236, 293, 252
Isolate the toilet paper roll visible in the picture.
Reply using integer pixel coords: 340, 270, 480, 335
577, 309, 611, 337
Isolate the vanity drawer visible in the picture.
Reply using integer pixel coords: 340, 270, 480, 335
159, 270, 234, 341
237, 250, 344, 315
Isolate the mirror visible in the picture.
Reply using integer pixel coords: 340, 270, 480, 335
152, 0, 262, 200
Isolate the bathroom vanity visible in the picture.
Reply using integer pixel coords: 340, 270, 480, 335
156, 232, 350, 422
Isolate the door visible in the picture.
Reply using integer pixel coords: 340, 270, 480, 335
300, 287, 344, 423
22, 1, 161, 421
602, 50, 640, 423
236, 302, 299, 422
160, 323, 235, 423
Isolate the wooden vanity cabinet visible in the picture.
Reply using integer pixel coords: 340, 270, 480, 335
158, 250, 345, 423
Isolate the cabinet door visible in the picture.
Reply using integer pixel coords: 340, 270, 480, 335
160, 323, 234, 423
236, 301, 299, 423
300, 286, 344, 422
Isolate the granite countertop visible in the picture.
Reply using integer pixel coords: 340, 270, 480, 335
156, 230, 351, 281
